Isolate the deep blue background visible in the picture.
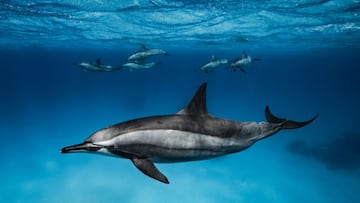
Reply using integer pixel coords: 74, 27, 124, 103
0, 47, 359, 202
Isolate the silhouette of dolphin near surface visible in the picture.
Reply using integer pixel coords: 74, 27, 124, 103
229, 50, 261, 72
62, 83, 317, 184
199, 55, 228, 73
126, 44, 169, 64
74, 58, 122, 72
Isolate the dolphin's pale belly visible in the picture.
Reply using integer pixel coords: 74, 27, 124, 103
95, 129, 248, 163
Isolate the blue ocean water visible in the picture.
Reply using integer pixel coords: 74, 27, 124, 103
1, 1, 360, 203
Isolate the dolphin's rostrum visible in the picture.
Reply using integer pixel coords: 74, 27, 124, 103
62, 83, 317, 184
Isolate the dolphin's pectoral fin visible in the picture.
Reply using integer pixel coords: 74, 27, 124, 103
131, 157, 169, 184
240, 67, 247, 73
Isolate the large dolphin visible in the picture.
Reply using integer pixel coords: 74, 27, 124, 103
229, 50, 261, 72
127, 45, 169, 64
199, 55, 228, 73
75, 58, 122, 72
61, 83, 317, 184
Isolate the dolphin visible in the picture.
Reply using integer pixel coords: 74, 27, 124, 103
61, 83, 317, 184
75, 58, 122, 72
199, 55, 228, 73
127, 44, 169, 64
122, 61, 161, 71
229, 50, 261, 72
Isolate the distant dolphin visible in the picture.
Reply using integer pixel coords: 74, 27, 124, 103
62, 83, 317, 184
127, 44, 169, 64
75, 58, 122, 72
122, 61, 161, 71
200, 55, 228, 73
229, 50, 261, 72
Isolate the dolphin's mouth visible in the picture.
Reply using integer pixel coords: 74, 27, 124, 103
61, 142, 102, 153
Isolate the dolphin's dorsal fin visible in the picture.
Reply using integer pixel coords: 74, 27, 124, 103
140, 44, 148, 51
96, 58, 101, 65
241, 50, 247, 59
177, 83, 208, 115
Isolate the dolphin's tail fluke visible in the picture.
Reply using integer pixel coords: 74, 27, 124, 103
265, 106, 318, 129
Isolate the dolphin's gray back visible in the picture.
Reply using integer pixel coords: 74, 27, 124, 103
85, 114, 252, 143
